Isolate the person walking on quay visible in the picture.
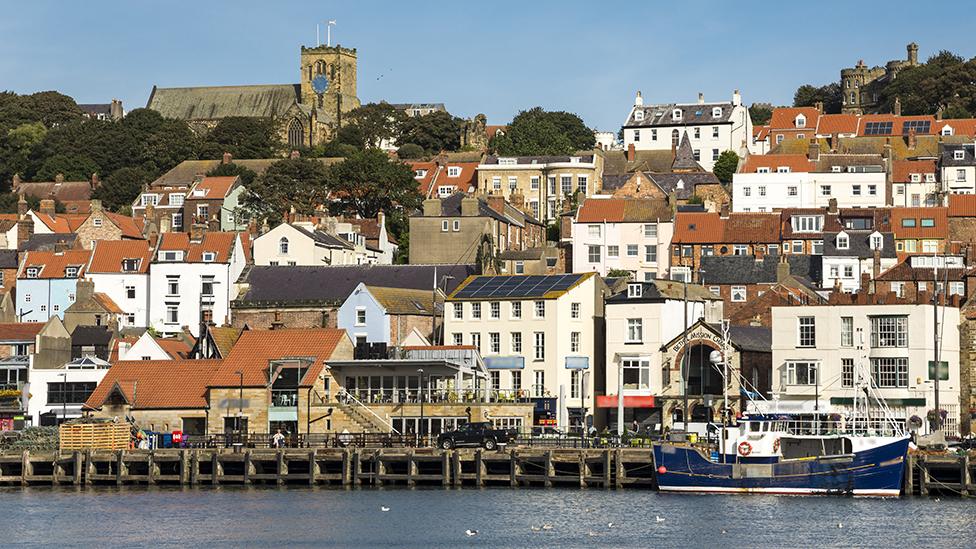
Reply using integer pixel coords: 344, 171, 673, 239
272, 429, 285, 448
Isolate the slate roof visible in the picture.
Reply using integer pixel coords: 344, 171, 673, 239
601, 174, 632, 192
0, 249, 18, 269
941, 143, 976, 167
646, 172, 720, 200
431, 193, 514, 226
671, 132, 702, 171
577, 198, 673, 223
602, 149, 675, 174
85, 359, 222, 410
497, 247, 552, 260
235, 264, 477, 306
17, 233, 77, 253
146, 84, 301, 120
698, 255, 822, 285
725, 325, 772, 353
606, 279, 720, 303
624, 102, 735, 127
209, 328, 346, 388
365, 286, 438, 316
71, 325, 113, 347
290, 224, 354, 250
343, 217, 397, 245
481, 154, 595, 165
822, 231, 896, 258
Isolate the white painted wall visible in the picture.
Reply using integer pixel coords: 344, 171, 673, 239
732, 172, 887, 212
88, 272, 150, 328
571, 219, 673, 280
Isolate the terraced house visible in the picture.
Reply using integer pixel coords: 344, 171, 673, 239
570, 197, 674, 281
476, 154, 604, 221
670, 210, 781, 282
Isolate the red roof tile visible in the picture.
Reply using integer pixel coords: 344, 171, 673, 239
949, 194, 976, 217
92, 292, 124, 314
856, 114, 936, 136
187, 176, 239, 199
673, 212, 780, 244
88, 240, 152, 273
408, 161, 438, 196
0, 322, 44, 342
769, 107, 820, 131
935, 119, 976, 137
891, 159, 937, 183
431, 162, 478, 197
576, 198, 673, 223
19, 249, 91, 279
890, 207, 947, 240
740, 154, 814, 173
815, 114, 859, 135
157, 232, 239, 263
209, 328, 348, 387
85, 359, 222, 410
156, 337, 193, 359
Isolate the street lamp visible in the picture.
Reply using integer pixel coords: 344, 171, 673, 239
417, 368, 425, 445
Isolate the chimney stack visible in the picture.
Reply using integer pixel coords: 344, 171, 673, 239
422, 198, 441, 217
222, 152, 233, 164
486, 196, 506, 215
732, 89, 742, 107
894, 97, 902, 116
754, 245, 765, 262
90, 199, 102, 212
40, 199, 55, 216
55, 173, 65, 183
827, 198, 838, 214
17, 195, 27, 217
776, 257, 790, 283
461, 196, 480, 217
90, 173, 100, 189
627, 143, 636, 162
815, 101, 824, 113
808, 139, 820, 161
907, 128, 917, 150
75, 279, 95, 303
190, 223, 205, 243
872, 249, 882, 279
634, 90, 643, 107
11, 174, 20, 191
936, 105, 944, 121
698, 92, 704, 105
720, 202, 730, 219
16, 213, 33, 247
110, 99, 124, 121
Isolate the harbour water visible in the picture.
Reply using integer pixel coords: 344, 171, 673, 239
1, 487, 974, 548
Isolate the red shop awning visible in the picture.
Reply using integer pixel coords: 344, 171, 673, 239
596, 395, 656, 409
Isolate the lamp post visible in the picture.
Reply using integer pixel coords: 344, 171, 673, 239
417, 368, 425, 446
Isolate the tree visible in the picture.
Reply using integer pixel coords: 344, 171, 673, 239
607, 269, 633, 279
33, 153, 99, 182
793, 83, 842, 113
326, 149, 421, 218
399, 111, 462, 153
345, 102, 405, 148
242, 157, 331, 225
93, 166, 152, 211
875, 51, 976, 117
0, 122, 46, 190
748, 105, 773, 126
712, 150, 740, 184
491, 107, 594, 156
395, 143, 425, 160
199, 117, 279, 159
206, 162, 258, 187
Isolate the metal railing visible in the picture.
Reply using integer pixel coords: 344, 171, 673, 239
338, 392, 398, 434
338, 389, 532, 405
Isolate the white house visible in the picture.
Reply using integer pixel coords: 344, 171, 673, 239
940, 143, 975, 195
444, 273, 606, 431
27, 355, 111, 426
117, 331, 190, 361
621, 90, 753, 172
770, 302, 961, 435
602, 280, 723, 429
253, 222, 362, 266
821, 230, 897, 292
149, 232, 247, 337
733, 153, 887, 212
571, 197, 674, 281
86, 240, 152, 329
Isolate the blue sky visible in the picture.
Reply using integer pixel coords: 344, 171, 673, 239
1, 1, 973, 130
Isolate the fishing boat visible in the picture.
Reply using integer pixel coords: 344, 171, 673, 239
653, 416, 910, 496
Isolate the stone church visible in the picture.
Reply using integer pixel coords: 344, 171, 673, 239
146, 44, 361, 149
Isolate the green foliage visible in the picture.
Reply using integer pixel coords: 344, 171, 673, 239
326, 149, 421, 218
399, 111, 462, 153
712, 150, 740, 184
607, 269, 633, 279
874, 50, 976, 117
345, 102, 406, 148
793, 83, 842, 113
199, 116, 278, 159
206, 162, 258, 187
748, 105, 773, 126
491, 107, 595, 156
395, 143, 425, 160
686, 194, 704, 205
242, 157, 331, 225
316, 141, 359, 158
34, 153, 99, 182
93, 166, 152, 211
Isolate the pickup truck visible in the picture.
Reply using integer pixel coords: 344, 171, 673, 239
436, 422, 517, 450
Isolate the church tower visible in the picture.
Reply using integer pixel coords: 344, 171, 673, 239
299, 44, 361, 134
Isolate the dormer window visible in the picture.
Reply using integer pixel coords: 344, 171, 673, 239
846, 166, 856, 173
776, 166, 790, 173
712, 107, 722, 118
831, 166, 842, 173
634, 110, 644, 122
121, 259, 141, 272
414, 169, 427, 179
627, 283, 643, 298
795, 114, 806, 128
161, 250, 184, 262
169, 193, 184, 206
870, 234, 883, 250
65, 266, 79, 278
954, 150, 965, 160
140, 194, 159, 207
25, 267, 40, 279
925, 173, 935, 183
447, 166, 461, 177
202, 252, 216, 262
191, 189, 206, 198
836, 233, 849, 250
498, 158, 517, 166
756, 167, 770, 174
910, 173, 921, 182
942, 127, 953, 136
672, 109, 683, 121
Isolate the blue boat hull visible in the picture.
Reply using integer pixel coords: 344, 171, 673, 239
653, 438, 909, 497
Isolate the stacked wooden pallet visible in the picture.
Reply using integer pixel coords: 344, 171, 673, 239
59, 422, 130, 450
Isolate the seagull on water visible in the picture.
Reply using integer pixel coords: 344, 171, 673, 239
655, 516, 666, 523
530, 526, 541, 532
587, 531, 599, 537
465, 529, 478, 537
380, 506, 390, 512
838, 523, 843, 529
607, 522, 616, 528
541, 523, 554, 531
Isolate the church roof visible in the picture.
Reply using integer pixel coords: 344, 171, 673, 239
146, 83, 301, 120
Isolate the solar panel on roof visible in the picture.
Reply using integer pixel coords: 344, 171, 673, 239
902, 120, 931, 135
454, 274, 585, 299
864, 121, 893, 135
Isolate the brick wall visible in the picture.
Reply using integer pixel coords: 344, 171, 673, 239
389, 314, 434, 346
231, 307, 337, 330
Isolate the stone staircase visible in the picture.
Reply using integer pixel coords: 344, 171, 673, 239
335, 402, 391, 434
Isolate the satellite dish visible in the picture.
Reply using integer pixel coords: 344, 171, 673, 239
312, 75, 329, 94
709, 350, 723, 364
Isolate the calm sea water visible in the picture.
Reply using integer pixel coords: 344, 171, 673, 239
1, 486, 974, 548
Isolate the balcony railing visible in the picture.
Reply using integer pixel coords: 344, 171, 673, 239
337, 388, 533, 405
270, 390, 298, 407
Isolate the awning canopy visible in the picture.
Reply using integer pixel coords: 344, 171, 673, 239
596, 395, 655, 409
565, 356, 589, 370
484, 356, 524, 370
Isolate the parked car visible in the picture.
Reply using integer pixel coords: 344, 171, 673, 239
437, 422, 517, 450
531, 426, 564, 439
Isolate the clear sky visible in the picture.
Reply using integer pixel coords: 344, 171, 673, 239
1, 1, 973, 130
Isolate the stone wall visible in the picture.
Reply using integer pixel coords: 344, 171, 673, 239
231, 306, 337, 330
389, 314, 434, 346
960, 315, 976, 435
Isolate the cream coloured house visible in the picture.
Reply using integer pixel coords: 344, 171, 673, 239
571, 197, 674, 280
476, 154, 604, 222
444, 273, 607, 431
252, 222, 375, 267
770, 302, 961, 435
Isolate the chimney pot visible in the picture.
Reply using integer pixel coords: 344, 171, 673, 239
634, 91, 643, 107
222, 152, 232, 164
698, 92, 704, 105
90, 173, 100, 189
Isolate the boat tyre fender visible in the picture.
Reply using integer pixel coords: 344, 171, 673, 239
737, 441, 752, 456
773, 438, 781, 453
